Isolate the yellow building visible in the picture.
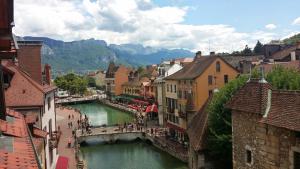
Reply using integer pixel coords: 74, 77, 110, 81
122, 80, 142, 97
164, 53, 239, 142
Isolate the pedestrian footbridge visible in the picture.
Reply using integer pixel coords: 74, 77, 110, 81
76, 126, 145, 144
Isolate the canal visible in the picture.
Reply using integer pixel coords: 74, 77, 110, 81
70, 102, 188, 169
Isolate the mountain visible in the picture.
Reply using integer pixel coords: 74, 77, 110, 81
282, 33, 300, 45
20, 36, 194, 74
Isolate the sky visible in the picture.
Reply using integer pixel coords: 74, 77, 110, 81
13, 0, 300, 54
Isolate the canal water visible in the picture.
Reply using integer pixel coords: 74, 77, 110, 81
70, 102, 188, 169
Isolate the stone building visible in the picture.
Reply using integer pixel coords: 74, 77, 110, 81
227, 79, 300, 169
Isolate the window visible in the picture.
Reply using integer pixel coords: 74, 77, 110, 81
184, 91, 187, 99
47, 97, 51, 110
208, 75, 213, 85
216, 61, 221, 72
174, 85, 177, 93
175, 116, 179, 124
224, 75, 229, 84
170, 84, 173, 92
245, 147, 253, 166
167, 84, 169, 92
294, 151, 300, 169
190, 80, 193, 85
178, 90, 182, 98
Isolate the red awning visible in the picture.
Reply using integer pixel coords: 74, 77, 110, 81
145, 104, 158, 113
56, 156, 69, 169
132, 99, 149, 105
166, 122, 185, 133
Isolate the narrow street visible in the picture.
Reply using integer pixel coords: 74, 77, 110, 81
56, 107, 81, 169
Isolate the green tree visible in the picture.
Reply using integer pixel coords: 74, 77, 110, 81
54, 73, 88, 95
86, 76, 96, 87
266, 66, 300, 90
241, 45, 252, 55
207, 75, 248, 169
253, 40, 263, 54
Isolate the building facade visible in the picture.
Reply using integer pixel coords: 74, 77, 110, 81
105, 62, 129, 98
164, 53, 239, 142
227, 79, 300, 169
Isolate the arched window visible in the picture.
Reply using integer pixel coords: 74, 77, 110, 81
216, 61, 221, 72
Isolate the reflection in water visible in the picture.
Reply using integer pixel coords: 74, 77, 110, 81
70, 102, 133, 126
81, 141, 188, 169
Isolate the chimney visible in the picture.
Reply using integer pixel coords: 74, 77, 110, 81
17, 41, 43, 84
44, 64, 51, 85
210, 51, 215, 56
291, 51, 296, 61
194, 51, 202, 60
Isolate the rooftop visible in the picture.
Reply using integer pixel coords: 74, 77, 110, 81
0, 109, 40, 169
164, 55, 237, 80
2, 60, 56, 107
227, 79, 300, 132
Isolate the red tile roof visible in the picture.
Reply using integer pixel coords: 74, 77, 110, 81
0, 109, 39, 169
227, 80, 300, 132
165, 55, 238, 80
260, 90, 300, 132
259, 61, 300, 73
226, 79, 272, 115
33, 127, 47, 138
2, 60, 56, 107
25, 114, 38, 124
187, 97, 212, 151
271, 42, 300, 60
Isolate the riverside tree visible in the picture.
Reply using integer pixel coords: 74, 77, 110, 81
207, 66, 300, 168
54, 73, 88, 95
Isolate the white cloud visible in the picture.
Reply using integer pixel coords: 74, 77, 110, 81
292, 17, 300, 25
265, 24, 277, 30
13, 0, 285, 54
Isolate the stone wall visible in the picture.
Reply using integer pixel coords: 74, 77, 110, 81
232, 110, 300, 169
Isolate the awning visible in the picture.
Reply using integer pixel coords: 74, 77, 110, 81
56, 156, 69, 169
132, 99, 149, 105
167, 122, 186, 133
145, 104, 158, 113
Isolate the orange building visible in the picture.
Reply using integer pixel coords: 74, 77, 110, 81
164, 52, 239, 142
105, 62, 129, 98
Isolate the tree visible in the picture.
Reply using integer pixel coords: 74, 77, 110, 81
207, 75, 248, 169
253, 40, 263, 54
207, 66, 300, 168
86, 76, 96, 87
54, 73, 88, 95
241, 45, 252, 55
266, 66, 300, 90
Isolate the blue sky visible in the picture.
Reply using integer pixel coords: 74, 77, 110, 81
14, 0, 300, 53
154, 0, 299, 30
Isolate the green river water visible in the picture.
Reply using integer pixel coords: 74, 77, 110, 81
70, 102, 188, 169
